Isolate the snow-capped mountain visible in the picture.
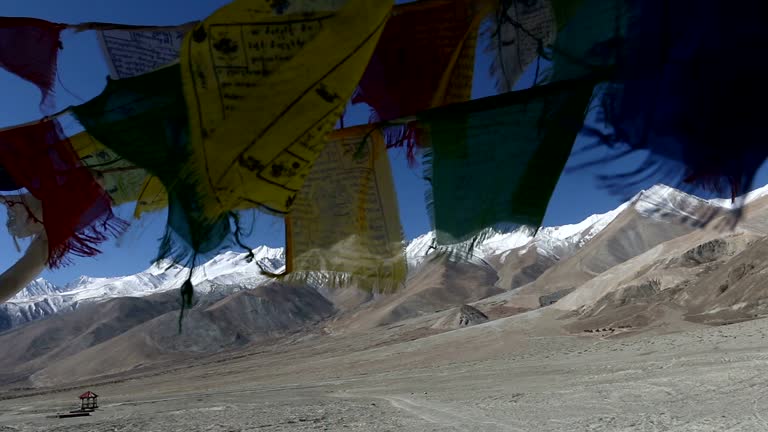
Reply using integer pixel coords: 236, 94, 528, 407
0, 295, 74, 332
2, 183, 761, 333
13, 278, 65, 299
405, 196, 631, 267
406, 183, 754, 268
1, 246, 286, 331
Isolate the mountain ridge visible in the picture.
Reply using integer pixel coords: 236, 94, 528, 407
2, 182, 768, 387
3, 183, 764, 332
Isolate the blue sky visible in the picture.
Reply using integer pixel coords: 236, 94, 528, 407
0, 0, 766, 286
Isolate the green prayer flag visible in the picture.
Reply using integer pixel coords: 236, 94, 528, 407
70, 64, 231, 264
422, 77, 598, 250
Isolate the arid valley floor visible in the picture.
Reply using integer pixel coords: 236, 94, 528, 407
4, 308, 768, 431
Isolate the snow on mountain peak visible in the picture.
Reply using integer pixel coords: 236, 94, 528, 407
404, 182, 741, 267
405, 232, 437, 268
405, 227, 537, 268
632, 184, 708, 216
629, 182, 760, 223
540, 201, 630, 243
708, 183, 768, 208
403, 208, 626, 268
11, 278, 62, 300
13, 182, 766, 317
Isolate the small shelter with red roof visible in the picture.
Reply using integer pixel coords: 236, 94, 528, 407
78, 391, 98, 411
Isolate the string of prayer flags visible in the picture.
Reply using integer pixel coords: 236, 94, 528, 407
285, 125, 407, 293
179, 0, 392, 224
351, 0, 490, 165
71, 64, 231, 266
97, 26, 188, 79
485, 0, 557, 92
421, 77, 597, 256
485, 0, 618, 92
0, 120, 127, 268
0, 18, 64, 111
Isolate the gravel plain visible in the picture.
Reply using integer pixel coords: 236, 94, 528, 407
3, 310, 768, 431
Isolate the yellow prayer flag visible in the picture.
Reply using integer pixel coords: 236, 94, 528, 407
69, 132, 164, 210
133, 176, 168, 218
180, 0, 393, 222
285, 125, 407, 293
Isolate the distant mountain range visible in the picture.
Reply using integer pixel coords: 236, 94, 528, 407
4, 183, 765, 334
4, 182, 768, 387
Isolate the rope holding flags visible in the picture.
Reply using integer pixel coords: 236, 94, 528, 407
351, 0, 493, 165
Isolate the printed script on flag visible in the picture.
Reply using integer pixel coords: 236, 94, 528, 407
97, 28, 187, 79
286, 126, 407, 293
493, 0, 556, 91
179, 0, 392, 218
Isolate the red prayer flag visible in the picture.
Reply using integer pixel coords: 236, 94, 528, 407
351, 0, 486, 165
0, 18, 64, 111
0, 120, 127, 268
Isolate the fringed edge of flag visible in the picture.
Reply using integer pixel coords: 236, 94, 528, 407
284, 269, 406, 296
427, 225, 537, 266
153, 193, 244, 333
47, 209, 130, 269
569, 84, 760, 221
424, 147, 535, 262
573, 141, 756, 228
382, 123, 427, 168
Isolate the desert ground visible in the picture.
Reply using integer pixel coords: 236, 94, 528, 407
3, 308, 768, 432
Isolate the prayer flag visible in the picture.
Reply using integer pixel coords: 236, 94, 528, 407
0, 18, 63, 111
486, 0, 557, 92
547, 0, 625, 83
1, 193, 43, 240
286, 125, 407, 293
422, 77, 596, 253
96, 26, 188, 79
71, 64, 231, 264
69, 132, 154, 207
180, 0, 392, 226
133, 176, 168, 218
574, 0, 768, 214
351, 0, 488, 164
550, 0, 587, 31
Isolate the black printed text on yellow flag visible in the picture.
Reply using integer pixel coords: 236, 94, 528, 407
285, 125, 407, 293
180, 0, 393, 223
